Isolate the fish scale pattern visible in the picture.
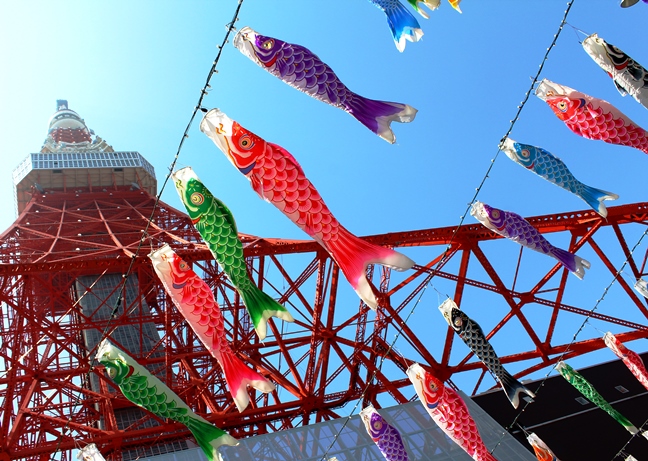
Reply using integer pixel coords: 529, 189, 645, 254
501, 138, 619, 218
120, 373, 189, 422
500, 211, 554, 254
407, 364, 498, 461
153, 246, 230, 356
536, 79, 648, 155
557, 362, 638, 432
438, 388, 498, 461
174, 167, 294, 340
459, 319, 506, 377
513, 143, 588, 192
150, 244, 276, 412
562, 101, 648, 154
234, 26, 416, 143
179, 177, 253, 292
257, 143, 341, 245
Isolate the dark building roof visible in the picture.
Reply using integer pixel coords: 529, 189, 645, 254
472, 352, 648, 460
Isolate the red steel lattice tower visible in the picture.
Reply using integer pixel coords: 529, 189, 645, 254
1, 102, 648, 461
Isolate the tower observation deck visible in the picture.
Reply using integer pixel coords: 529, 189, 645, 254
12, 100, 156, 215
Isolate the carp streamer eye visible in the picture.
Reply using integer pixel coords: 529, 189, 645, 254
239, 135, 254, 150
454, 317, 462, 328
491, 209, 500, 220
262, 39, 274, 50
190, 192, 204, 206
427, 380, 437, 392
557, 101, 568, 112
179, 261, 189, 271
373, 421, 383, 430
521, 149, 530, 158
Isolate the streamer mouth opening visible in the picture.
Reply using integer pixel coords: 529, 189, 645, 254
200, 108, 234, 156
233, 26, 257, 60
535, 78, 565, 101
172, 166, 198, 185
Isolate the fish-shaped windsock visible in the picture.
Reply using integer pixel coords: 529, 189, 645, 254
233, 27, 417, 144
556, 361, 648, 439
438, 298, 536, 409
583, 33, 648, 110
77, 444, 106, 461
172, 167, 294, 340
634, 278, 648, 299
96, 340, 238, 461
500, 138, 618, 218
406, 363, 498, 461
620, 0, 647, 8
200, 109, 415, 310
367, 0, 423, 52
360, 405, 411, 461
471, 201, 590, 279
526, 433, 560, 461
406, 0, 440, 18
604, 332, 648, 391
149, 244, 275, 411
535, 78, 648, 155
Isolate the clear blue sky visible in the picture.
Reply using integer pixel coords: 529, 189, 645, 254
1, 0, 647, 398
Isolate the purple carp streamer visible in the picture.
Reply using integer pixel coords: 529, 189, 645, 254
536, 78, 648, 155
406, 0, 440, 18
471, 201, 590, 279
500, 138, 618, 217
367, 0, 423, 52
233, 26, 417, 144
360, 405, 411, 461
583, 33, 648, 110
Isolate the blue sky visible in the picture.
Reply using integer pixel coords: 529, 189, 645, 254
1, 0, 647, 404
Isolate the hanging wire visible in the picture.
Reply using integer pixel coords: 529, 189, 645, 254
321, 1, 580, 457
317, 280, 433, 461
48, 2, 245, 457
489, 223, 648, 457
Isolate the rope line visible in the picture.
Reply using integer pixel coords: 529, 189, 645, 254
48, 2, 245, 456
490, 224, 648, 457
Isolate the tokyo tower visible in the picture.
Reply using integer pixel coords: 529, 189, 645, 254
1, 101, 647, 461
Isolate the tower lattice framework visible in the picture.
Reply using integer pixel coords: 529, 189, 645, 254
2, 103, 648, 461
2, 188, 647, 460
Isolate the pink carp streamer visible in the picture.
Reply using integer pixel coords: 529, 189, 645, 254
200, 109, 415, 309
149, 244, 275, 412
604, 332, 648, 391
536, 78, 648, 155
407, 363, 498, 461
